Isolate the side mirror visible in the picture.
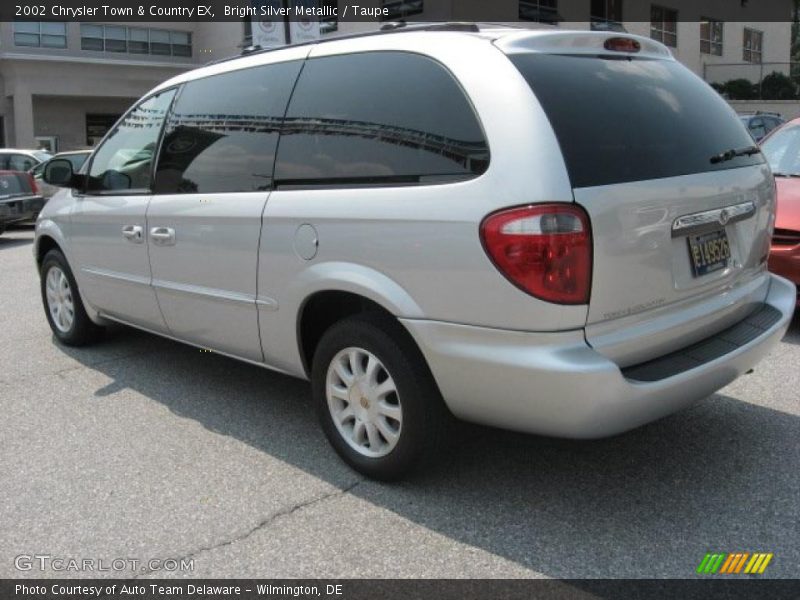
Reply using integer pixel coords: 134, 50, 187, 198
43, 159, 74, 186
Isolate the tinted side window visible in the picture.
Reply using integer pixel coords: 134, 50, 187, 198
87, 89, 176, 193
154, 61, 302, 194
274, 52, 489, 186
509, 54, 763, 188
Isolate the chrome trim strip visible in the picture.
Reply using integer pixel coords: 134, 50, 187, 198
81, 267, 150, 287
80, 268, 280, 310
671, 201, 756, 237
152, 279, 256, 306
256, 297, 279, 311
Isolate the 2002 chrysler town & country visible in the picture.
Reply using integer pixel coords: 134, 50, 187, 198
35, 26, 796, 479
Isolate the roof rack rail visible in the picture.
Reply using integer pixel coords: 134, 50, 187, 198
208, 22, 482, 66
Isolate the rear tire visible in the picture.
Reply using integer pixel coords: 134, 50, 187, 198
311, 313, 450, 481
40, 249, 103, 346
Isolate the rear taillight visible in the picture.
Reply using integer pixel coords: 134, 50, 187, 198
480, 204, 592, 305
26, 172, 38, 195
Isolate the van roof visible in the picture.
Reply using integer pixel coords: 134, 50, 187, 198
152, 23, 672, 95
210, 22, 672, 66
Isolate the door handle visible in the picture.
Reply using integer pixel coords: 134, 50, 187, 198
121, 225, 144, 244
150, 226, 176, 246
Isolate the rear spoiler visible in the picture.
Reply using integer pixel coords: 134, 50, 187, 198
494, 30, 673, 60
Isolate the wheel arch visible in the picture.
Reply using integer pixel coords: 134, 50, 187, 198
35, 233, 63, 267
297, 290, 406, 378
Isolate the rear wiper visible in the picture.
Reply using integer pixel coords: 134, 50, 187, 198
709, 145, 761, 164
772, 172, 800, 178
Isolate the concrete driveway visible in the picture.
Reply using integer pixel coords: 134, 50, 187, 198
1, 226, 798, 579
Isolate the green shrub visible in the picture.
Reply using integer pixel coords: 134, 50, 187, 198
722, 78, 758, 100
760, 71, 797, 99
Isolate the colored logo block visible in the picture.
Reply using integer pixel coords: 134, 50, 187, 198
696, 552, 773, 575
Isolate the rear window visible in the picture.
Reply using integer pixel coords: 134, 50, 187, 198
509, 54, 763, 188
0, 173, 30, 197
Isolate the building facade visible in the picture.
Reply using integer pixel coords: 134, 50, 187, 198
0, 0, 792, 151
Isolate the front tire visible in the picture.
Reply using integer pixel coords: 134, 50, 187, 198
40, 249, 103, 346
311, 313, 449, 481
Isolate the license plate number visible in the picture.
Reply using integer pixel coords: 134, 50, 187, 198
688, 229, 730, 277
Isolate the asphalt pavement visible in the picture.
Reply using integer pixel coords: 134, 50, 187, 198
1, 225, 798, 579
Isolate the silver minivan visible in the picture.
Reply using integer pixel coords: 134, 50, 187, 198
36, 26, 795, 479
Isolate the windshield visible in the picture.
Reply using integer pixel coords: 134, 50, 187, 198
65, 152, 90, 170
761, 123, 800, 176
508, 54, 764, 188
33, 151, 52, 163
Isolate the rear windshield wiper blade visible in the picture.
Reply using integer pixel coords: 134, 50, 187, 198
709, 146, 761, 164
772, 171, 800, 178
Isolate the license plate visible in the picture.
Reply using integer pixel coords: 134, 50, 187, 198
688, 229, 731, 277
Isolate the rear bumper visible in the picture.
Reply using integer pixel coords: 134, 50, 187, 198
401, 274, 795, 439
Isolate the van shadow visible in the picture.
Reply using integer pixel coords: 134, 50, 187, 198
0, 226, 34, 250
780, 309, 800, 346
59, 329, 800, 579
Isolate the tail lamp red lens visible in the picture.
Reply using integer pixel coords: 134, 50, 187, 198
604, 37, 641, 53
480, 204, 592, 305
27, 172, 38, 195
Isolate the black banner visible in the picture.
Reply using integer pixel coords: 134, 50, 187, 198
2, 0, 796, 23
3, 579, 800, 600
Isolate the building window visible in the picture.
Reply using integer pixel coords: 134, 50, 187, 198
80, 25, 192, 57
129, 28, 149, 54
650, 5, 677, 48
170, 31, 192, 57
590, 0, 623, 31
743, 28, 763, 63
13, 22, 67, 48
149, 29, 172, 55
104, 25, 127, 53
320, 0, 338, 34
700, 19, 723, 56
519, 1, 561, 25
80, 24, 103, 50
381, 0, 423, 21
86, 114, 121, 147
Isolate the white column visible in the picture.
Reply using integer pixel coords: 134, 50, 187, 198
12, 88, 36, 148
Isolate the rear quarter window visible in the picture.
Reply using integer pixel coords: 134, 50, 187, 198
274, 51, 489, 186
509, 53, 764, 188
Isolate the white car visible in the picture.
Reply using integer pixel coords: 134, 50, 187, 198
0, 149, 51, 172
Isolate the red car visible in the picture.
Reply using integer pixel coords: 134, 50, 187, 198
760, 120, 800, 305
